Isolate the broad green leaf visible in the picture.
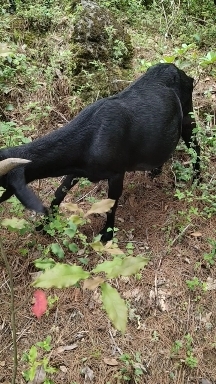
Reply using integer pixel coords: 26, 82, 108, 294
28, 345, 37, 363
1, 217, 29, 230
101, 282, 127, 333
90, 240, 104, 252
33, 263, 90, 288
85, 199, 115, 216
83, 277, 105, 290
162, 55, 175, 63
34, 258, 56, 270
50, 243, 64, 259
68, 243, 79, 253
64, 227, 76, 238
120, 256, 149, 276
92, 257, 123, 278
93, 256, 149, 278
69, 214, 85, 225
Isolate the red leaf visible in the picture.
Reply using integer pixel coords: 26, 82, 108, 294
32, 290, 48, 319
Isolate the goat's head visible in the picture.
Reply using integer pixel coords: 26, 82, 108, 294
0, 158, 31, 177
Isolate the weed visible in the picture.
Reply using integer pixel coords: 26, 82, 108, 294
22, 336, 57, 383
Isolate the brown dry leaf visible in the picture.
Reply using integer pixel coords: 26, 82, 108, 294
63, 202, 82, 212
55, 343, 78, 353
83, 277, 105, 290
190, 231, 202, 237
85, 199, 115, 216
92, 289, 102, 304
201, 312, 212, 324
149, 289, 170, 311
59, 365, 68, 373
129, 195, 136, 208
106, 247, 125, 255
123, 288, 142, 300
0, 361, 5, 367
73, 288, 82, 302
29, 365, 46, 384
206, 277, 216, 291
104, 357, 118, 366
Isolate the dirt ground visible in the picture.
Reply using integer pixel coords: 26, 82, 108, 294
0, 80, 216, 384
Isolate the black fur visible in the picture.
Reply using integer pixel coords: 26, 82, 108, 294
0, 63, 200, 241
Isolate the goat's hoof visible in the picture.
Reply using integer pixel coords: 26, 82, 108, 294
148, 167, 162, 180
100, 228, 114, 243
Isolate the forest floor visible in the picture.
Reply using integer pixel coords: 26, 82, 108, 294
0, 5, 216, 384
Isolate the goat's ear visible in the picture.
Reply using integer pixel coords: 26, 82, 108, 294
164, 64, 179, 86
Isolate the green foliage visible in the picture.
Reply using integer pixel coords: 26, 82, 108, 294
170, 333, 198, 369
101, 282, 127, 333
22, 337, 57, 383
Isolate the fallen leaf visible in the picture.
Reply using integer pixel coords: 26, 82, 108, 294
200, 379, 212, 384
122, 288, 142, 300
55, 343, 78, 353
32, 290, 47, 319
81, 365, 94, 383
190, 231, 202, 237
85, 199, 115, 216
104, 357, 118, 366
0, 361, 5, 367
59, 365, 68, 373
206, 277, 216, 291
83, 277, 105, 290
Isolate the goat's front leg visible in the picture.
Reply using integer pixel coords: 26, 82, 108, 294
36, 175, 79, 232
181, 115, 200, 180
100, 173, 124, 242
50, 174, 79, 213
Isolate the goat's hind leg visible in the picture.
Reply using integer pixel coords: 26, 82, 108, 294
100, 173, 124, 242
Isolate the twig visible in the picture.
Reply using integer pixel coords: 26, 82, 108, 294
171, 224, 192, 246
75, 185, 98, 203
108, 329, 122, 355
0, 237, 17, 384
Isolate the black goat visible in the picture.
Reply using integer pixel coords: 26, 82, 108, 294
0, 63, 200, 241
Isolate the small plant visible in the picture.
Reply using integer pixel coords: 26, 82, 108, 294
32, 199, 149, 333
170, 334, 198, 369
116, 352, 145, 383
22, 336, 57, 383
203, 239, 216, 266
186, 276, 206, 292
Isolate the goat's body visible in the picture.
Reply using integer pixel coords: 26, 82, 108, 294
0, 63, 200, 241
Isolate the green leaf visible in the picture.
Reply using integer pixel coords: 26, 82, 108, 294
120, 256, 149, 276
101, 282, 127, 333
28, 345, 37, 363
68, 243, 79, 253
90, 240, 104, 252
1, 217, 29, 231
92, 257, 122, 278
34, 258, 56, 270
93, 256, 149, 278
69, 214, 85, 225
33, 263, 90, 288
50, 243, 64, 259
